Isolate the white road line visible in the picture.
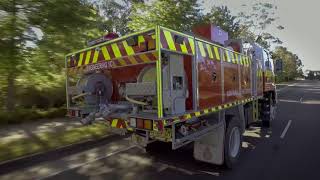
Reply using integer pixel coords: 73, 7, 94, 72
300, 97, 303, 103
280, 120, 292, 139
39, 145, 135, 180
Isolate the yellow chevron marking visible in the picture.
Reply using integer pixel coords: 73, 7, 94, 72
188, 38, 195, 54
123, 41, 135, 56
225, 50, 230, 62
180, 42, 188, 54
231, 53, 236, 63
206, 44, 214, 59
234, 53, 239, 64
92, 50, 99, 64
111, 43, 121, 58
198, 41, 206, 57
101, 46, 111, 61
163, 30, 176, 51
243, 56, 247, 66
84, 51, 91, 65
152, 52, 158, 59
118, 59, 126, 66
77, 53, 84, 67
185, 114, 192, 119
128, 56, 137, 64
111, 119, 118, 127
138, 35, 145, 44
139, 53, 149, 62
213, 46, 220, 60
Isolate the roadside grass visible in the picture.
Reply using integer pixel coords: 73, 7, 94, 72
0, 108, 66, 125
0, 123, 110, 163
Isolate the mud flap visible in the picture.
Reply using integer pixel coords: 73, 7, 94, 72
193, 121, 225, 165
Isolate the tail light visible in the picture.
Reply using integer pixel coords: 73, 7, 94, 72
135, 118, 153, 130
143, 120, 152, 130
137, 119, 144, 129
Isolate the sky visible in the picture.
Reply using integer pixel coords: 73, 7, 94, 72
202, 0, 320, 71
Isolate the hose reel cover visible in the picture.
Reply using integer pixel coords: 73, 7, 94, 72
77, 73, 113, 105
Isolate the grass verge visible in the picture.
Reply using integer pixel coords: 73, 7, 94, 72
0, 123, 110, 163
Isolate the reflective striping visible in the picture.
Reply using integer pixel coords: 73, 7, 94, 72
206, 44, 214, 59
195, 111, 201, 117
123, 41, 135, 56
138, 35, 145, 44
213, 46, 220, 60
164, 97, 255, 126
77, 53, 84, 67
225, 50, 230, 62
139, 53, 150, 62
180, 42, 188, 54
101, 46, 111, 61
69, 52, 157, 73
111, 43, 121, 58
198, 41, 207, 57
163, 30, 176, 51
92, 50, 99, 63
188, 37, 195, 54
240, 55, 244, 65
118, 59, 127, 66
111, 119, 118, 127
128, 56, 137, 64
234, 54, 239, 64
84, 50, 92, 65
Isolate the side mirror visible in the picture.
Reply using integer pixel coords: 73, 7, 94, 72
275, 59, 283, 74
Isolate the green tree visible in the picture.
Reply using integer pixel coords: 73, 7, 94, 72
128, 0, 202, 32
0, 0, 39, 111
272, 46, 303, 82
96, 0, 144, 35
238, 2, 283, 49
0, 0, 103, 111
202, 6, 241, 39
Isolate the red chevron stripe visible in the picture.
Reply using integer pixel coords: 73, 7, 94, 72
145, 52, 156, 61
185, 38, 192, 54
106, 45, 115, 59
134, 54, 143, 63
123, 57, 132, 65
117, 42, 127, 57
160, 30, 169, 49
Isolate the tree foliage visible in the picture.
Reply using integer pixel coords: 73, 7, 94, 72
202, 6, 241, 39
272, 46, 303, 82
0, 0, 101, 111
128, 0, 202, 32
96, 0, 143, 35
238, 2, 283, 49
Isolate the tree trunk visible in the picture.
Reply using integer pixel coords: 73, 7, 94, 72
6, 73, 16, 111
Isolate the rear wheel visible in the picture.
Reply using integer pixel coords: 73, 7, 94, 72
224, 117, 242, 169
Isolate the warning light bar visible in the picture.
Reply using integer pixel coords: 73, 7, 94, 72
87, 32, 119, 47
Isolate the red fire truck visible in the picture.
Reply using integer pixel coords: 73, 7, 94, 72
65, 24, 279, 168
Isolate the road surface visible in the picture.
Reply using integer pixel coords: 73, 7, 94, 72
1, 80, 320, 180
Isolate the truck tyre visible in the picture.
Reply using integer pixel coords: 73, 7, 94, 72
262, 96, 275, 127
224, 117, 242, 169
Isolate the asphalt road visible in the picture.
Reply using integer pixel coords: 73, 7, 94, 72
1, 80, 320, 180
